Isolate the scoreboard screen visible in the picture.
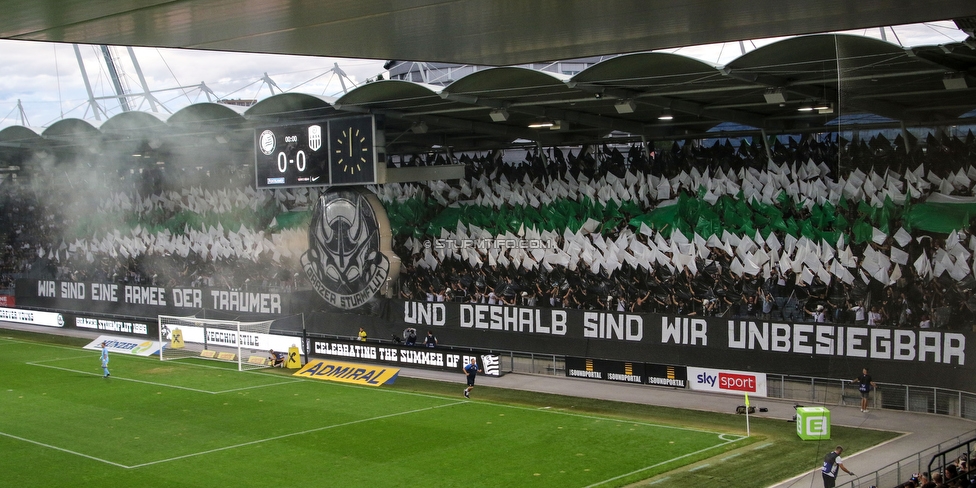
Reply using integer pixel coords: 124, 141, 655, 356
254, 115, 377, 188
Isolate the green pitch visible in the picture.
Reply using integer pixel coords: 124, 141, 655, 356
0, 332, 898, 487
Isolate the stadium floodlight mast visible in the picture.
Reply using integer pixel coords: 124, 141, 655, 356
158, 315, 275, 371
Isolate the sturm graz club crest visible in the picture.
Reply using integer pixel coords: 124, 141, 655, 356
301, 188, 390, 309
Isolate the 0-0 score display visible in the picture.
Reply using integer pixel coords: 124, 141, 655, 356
254, 116, 376, 189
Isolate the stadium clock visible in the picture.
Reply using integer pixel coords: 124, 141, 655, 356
328, 116, 377, 185
254, 115, 378, 189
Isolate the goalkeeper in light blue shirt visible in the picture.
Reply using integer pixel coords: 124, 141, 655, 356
100, 341, 110, 378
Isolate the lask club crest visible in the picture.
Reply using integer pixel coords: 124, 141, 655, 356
301, 188, 391, 309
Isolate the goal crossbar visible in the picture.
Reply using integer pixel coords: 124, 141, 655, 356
158, 315, 277, 371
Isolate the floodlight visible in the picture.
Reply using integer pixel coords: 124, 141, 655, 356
614, 100, 636, 114
489, 109, 509, 122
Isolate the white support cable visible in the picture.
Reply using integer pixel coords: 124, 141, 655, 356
54, 44, 64, 120
154, 48, 193, 105
127, 46, 161, 113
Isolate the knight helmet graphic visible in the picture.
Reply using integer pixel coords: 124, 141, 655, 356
301, 188, 395, 309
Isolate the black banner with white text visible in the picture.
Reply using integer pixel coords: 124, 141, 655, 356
393, 300, 974, 391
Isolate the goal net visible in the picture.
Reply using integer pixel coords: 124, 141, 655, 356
158, 315, 278, 371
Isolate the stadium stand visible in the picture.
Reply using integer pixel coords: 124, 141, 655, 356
3, 131, 976, 332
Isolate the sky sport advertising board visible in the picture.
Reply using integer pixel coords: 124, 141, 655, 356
687, 366, 767, 397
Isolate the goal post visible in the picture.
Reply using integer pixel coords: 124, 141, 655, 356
158, 315, 277, 371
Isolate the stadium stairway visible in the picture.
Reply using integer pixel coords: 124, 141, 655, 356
3, 319, 972, 487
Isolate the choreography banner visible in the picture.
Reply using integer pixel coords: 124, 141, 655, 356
390, 299, 974, 392
398, 300, 966, 366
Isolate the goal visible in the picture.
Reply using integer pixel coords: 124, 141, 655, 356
158, 315, 277, 371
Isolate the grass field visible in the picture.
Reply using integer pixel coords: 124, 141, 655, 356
0, 330, 899, 487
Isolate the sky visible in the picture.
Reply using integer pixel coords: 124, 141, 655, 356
0, 20, 968, 131
0, 44, 388, 129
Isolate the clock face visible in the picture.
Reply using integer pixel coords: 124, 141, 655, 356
327, 116, 377, 185
333, 126, 371, 175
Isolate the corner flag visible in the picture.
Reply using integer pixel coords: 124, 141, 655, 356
744, 393, 751, 436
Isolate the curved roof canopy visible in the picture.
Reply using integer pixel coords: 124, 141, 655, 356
169, 103, 247, 129
2, 35, 975, 155
0, 125, 42, 147
244, 93, 337, 122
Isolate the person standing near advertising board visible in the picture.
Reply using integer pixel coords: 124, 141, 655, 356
100, 341, 110, 378
822, 446, 856, 488
852, 368, 877, 412
463, 357, 481, 399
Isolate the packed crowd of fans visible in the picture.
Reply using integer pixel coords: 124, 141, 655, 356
2, 130, 976, 331
0, 163, 305, 293
390, 132, 976, 329
899, 454, 976, 488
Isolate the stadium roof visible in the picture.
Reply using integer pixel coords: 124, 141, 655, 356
1, 34, 975, 156
0, 1, 974, 66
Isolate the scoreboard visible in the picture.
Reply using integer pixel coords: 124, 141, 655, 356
254, 115, 379, 188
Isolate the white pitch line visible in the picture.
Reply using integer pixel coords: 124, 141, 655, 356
28, 362, 219, 394
26, 355, 94, 364
688, 464, 711, 472
127, 400, 467, 469
0, 400, 465, 469
212, 379, 306, 394
719, 433, 747, 442
0, 337, 92, 352
473, 400, 732, 437
0, 431, 129, 468
582, 437, 743, 488
27, 360, 305, 395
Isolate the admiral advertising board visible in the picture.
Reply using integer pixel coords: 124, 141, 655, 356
294, 359, 400, 387
309, 338, 501, 377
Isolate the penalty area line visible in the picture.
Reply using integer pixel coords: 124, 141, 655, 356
582, 437, 743, 488
212, 379, 307, 394
25, 355, 94, 364
27, 362, 219, 394
0, 431, 130, 468
26, 360, 330, 396
127, 400, 467, 469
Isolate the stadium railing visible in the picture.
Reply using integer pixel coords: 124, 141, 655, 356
499, 353, 976, 420
764, 374, 976, 420
834, 429, 976, 488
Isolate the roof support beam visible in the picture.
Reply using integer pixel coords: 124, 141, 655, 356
569, 83, 770, 131
721, 70, 916, 123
